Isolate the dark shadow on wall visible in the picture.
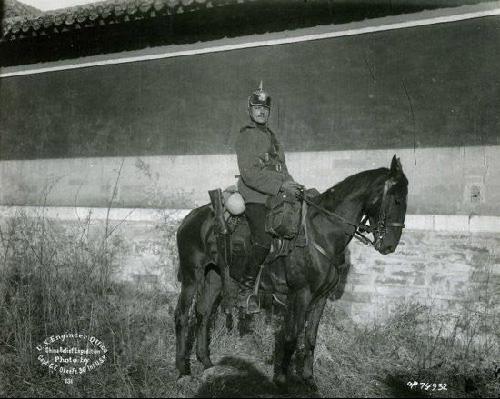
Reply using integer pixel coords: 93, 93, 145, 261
0, 6, 498, 161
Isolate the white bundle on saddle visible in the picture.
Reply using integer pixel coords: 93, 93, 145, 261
222, 185, 245, 216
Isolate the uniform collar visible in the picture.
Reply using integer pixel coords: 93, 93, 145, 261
250, 121, 268, 132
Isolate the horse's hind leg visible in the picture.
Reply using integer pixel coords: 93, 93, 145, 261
195, 268, 222, 370
175, 280, 196, 377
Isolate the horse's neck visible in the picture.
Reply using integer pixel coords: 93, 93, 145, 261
305, 192, 365, 254
318, 191, 366, 227
318, 169, 387, 224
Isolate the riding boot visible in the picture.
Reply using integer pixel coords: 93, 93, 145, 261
240, 262, 260, 289
241, 244, 269, 289
239, 244, 269, 314
239, 261, 260, 314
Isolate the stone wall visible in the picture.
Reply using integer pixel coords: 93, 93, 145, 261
342, 230, 499, 324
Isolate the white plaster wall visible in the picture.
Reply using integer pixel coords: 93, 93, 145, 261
1, 145, 499, 215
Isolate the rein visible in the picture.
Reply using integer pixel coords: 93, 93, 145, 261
302, 196, 375, 246
301, 179, 406, 260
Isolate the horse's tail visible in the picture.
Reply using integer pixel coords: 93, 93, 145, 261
176, 212, 192, 283
176, 224, 186, 283
175, 205, 210, 284
176, 219, 186, 283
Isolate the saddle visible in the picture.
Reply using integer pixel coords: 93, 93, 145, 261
208, 186, 320, 283
209, 186, 322, 313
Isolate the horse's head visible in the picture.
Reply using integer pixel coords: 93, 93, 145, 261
366, 155, 408, 255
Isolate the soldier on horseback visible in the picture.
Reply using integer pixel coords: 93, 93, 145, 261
176, 125, 408, 380
235, 82, 303, 309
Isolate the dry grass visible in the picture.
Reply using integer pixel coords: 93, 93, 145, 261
0, 208, 498, 398
0, 206, 197, 398
313, 300, 499, 398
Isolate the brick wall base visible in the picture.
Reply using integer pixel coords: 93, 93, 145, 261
1, 206, 498, 340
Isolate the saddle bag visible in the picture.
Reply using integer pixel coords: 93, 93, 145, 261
265, 191, 302, 240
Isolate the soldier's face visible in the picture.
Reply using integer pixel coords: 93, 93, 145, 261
249, 106, 270, 125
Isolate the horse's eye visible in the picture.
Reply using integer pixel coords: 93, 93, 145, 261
395, 199, 401, 205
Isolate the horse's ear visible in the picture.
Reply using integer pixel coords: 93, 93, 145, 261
390, 155, 403, 177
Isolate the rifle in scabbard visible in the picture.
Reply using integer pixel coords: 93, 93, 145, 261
208, 189, 232, 315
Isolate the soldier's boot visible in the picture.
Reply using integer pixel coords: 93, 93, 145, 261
239, 245, 269, 314
240, 264, 258, 289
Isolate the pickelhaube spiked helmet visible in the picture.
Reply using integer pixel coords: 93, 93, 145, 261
248, 81, 271, 108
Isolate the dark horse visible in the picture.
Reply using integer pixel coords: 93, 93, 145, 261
175, 155, 408, 388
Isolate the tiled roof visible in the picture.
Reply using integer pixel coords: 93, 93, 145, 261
4, 0, 42, 19
2, 0, 491, 42
2, 0, 491, 66
1, 0, 257, 41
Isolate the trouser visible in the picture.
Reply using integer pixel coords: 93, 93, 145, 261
244, 203, 272, 277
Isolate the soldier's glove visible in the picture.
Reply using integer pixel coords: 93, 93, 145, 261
280, 180, 304, 199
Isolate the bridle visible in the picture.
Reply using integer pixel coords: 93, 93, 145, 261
369, 178, 406, 249
301, 178, 405, 249
264, 179, 406, 309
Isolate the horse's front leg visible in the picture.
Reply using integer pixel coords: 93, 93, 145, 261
302, 296, 327, 390
273, 287, 311, 387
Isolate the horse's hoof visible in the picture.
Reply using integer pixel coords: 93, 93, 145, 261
273, 372, 287, 389
203, 361, 214, 370
176, 358, 191, 377
303, 376, 318, 391
176, 374, 192, 385
176, 366, 191, 379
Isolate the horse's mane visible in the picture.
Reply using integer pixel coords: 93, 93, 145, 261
318, 167, 398, 211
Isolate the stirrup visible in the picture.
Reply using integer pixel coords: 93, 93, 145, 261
243, 263, 266, 314
272, 293, 287, 308
240, 275, 256, 291
245, 293, 261, 314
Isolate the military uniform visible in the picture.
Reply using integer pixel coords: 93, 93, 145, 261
236, 123, 293, 205
235, 82, 298, 311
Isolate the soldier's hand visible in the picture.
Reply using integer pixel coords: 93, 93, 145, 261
281, 180, 303, 198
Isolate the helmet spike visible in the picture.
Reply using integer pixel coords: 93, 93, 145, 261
248, 81, 271, 108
